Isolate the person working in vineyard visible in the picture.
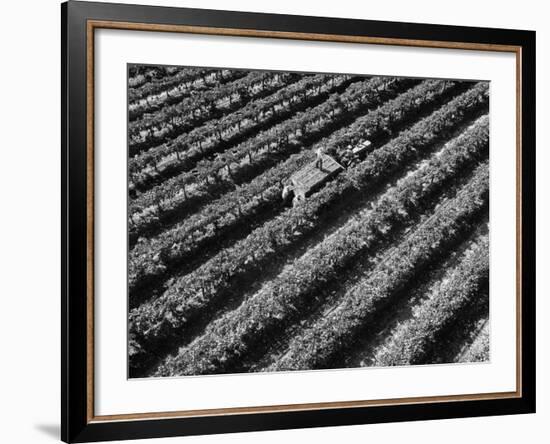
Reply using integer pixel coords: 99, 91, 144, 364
282, 184, 294, 205
315, 146, 325, 170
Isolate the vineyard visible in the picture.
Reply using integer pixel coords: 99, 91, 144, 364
127, 64, 490, 378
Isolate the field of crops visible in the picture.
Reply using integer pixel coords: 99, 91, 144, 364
127, 64, 490, 378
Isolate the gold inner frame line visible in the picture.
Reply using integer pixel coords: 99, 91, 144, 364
86, 19, 523, 424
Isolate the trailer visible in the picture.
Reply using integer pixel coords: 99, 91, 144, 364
290, 154, 344, 200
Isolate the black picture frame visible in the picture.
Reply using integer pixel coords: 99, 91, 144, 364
61, 1, 536, 442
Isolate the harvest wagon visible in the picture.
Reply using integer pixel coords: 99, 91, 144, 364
290, 154, 344, 200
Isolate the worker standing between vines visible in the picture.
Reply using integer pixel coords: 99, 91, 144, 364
282, 184, 294, 204
315, 146, 324, 170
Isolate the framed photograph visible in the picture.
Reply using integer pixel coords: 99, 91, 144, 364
61, 1, 536, 442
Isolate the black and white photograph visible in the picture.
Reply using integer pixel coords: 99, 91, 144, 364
127, 65, 490, 379
49, 1, 539, 441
